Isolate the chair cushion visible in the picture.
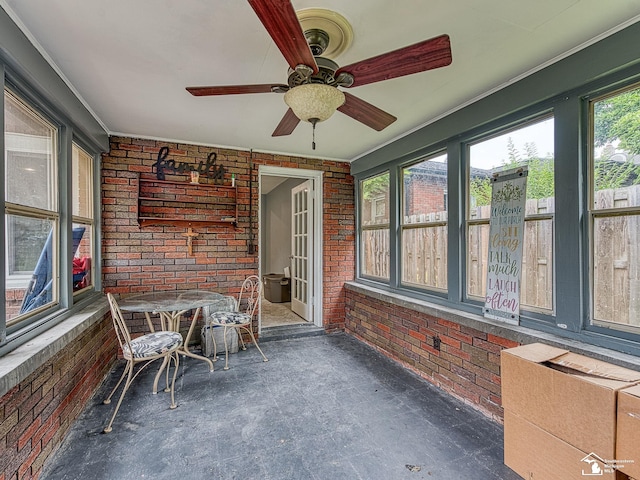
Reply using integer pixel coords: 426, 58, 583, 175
123, 331, 183, 359
209, 311, 251, 325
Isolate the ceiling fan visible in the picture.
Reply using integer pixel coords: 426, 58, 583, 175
186, 0, 452, 149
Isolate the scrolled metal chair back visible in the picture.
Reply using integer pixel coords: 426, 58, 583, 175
238, 275, 262, 318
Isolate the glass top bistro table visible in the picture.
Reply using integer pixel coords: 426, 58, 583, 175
117, 290, 226, 372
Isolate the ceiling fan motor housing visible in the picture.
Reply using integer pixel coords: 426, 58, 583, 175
287, 56, 340, 87
287, 58, 354, 90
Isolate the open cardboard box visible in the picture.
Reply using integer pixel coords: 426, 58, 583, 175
501, 343, 640, 460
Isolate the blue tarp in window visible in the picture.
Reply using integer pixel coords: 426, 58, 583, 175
19, 227, 85, 314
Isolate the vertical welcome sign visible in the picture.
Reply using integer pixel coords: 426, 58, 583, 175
484, 167, 528, 324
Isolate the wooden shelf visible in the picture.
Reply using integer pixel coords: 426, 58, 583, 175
138, 177, 237, 190
138, 217, 237, 228
137, 175, 238, 229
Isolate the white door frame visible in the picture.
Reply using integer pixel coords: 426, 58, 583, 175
258, 165, 323, 329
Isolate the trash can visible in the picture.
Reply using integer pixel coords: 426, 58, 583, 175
263, 274, 291, 303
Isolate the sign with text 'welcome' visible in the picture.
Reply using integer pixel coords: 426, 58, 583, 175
483, 167, 528, 324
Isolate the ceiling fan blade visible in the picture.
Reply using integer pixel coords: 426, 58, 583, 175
272, 108, 300, 136
248, 0, 318, 73
336, 34, 452, 88
337, 92, 397, 131
186, 84, 288, 96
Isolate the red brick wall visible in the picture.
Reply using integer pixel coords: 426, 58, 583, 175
406, 177, 446, 216
345, 289, 520, 421
5, 289, 25, 320
0, 314, 115, 480
102, 137, 355, 333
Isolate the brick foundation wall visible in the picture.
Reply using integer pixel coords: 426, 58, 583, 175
102, 137, 355, 334
345, 289, 519, 421
0, 313, 115, 480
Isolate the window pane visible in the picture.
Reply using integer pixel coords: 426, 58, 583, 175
361, 173, 390, 280
592, 85, 640, 210
467, 223, 489, 298
4, 91, 57, 211
467, 218, 554, 310
403, 154, 448, 219
72, 144, 93, 218
361, 229, 389, 279
467, 117, 555, 313
401, 154, 448, 289
590, 85, 640, 330
402, 226, 447, 289
5, 216, 56, 323
73, 223, 93, 292
468, 118, 555, 219
361, 173, 389, 226
592, 215, 640, 328
521, 218, 554, 310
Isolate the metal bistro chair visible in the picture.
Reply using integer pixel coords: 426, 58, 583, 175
207, 275, 269, 370
202, 295, 237, 359
103, 293, 183, 433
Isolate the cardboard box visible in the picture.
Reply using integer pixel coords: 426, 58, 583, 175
501, 343, 640, 459
505, 410, 626, 479
616, 384, 640, 479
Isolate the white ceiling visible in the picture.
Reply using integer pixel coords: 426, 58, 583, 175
2, 0, 640, 162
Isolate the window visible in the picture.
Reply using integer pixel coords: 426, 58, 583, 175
401, 153, 448, 290
590, 84, 640, 331
2, 84, 99, 343
360, 172, 390, 280
5, 89, 59, 324
352, 36, 640, 355
72, 144, 94, 292
466, 117, 555, 313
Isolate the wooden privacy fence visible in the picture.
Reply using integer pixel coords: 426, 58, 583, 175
362, 186, 640, 327
362, 229, 389, 279
592, 186, 640, 327
402, 212, 448, 290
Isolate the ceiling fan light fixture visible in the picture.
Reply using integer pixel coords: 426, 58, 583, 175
284, 84, 345, 123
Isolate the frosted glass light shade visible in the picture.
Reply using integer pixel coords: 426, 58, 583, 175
284, 84, 345, 122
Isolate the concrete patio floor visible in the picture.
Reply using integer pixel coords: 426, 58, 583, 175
40, 332, 519, 480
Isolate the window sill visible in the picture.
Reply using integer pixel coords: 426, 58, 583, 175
0, 296, 109, 399
345, 281, 640, 371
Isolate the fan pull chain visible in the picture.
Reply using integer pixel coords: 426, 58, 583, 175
311, 118, 318, 150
